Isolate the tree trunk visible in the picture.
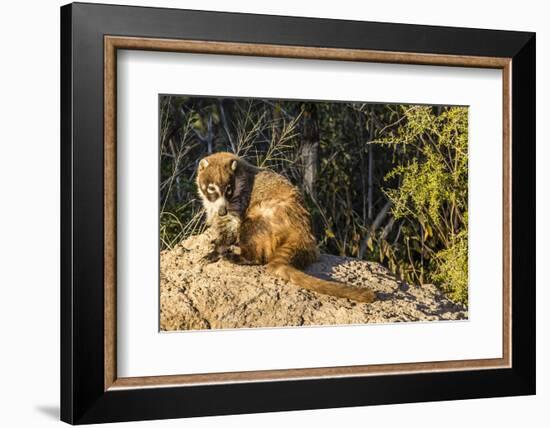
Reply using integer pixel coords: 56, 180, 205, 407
301, 105, 319, 201
360, 148, 367, 225
358, 199, 393, 259
206, 114, 213, 154
367, 120, 374, 221
218, 100, 235, 152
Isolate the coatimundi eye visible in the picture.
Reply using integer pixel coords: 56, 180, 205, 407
206, 185, 216, 194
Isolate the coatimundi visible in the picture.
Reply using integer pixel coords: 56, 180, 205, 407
196, 152, 375, 303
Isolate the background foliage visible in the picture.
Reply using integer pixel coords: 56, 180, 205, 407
159, 96, 469, 304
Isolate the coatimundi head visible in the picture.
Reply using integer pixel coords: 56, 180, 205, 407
196, 152, 240, 220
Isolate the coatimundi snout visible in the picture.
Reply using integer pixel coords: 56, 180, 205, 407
196, 152, 375, 303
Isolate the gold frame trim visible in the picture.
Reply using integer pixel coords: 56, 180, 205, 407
104, 36, 512, 391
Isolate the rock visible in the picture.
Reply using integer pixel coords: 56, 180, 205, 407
160, 233, 467, 331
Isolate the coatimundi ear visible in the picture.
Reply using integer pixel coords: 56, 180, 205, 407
230, 160, 237, 171
199, 158, 209, 170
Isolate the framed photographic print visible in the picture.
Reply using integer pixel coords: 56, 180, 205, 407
60, 2, 536, 424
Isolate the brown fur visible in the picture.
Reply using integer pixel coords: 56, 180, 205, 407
196, 152, 375, 303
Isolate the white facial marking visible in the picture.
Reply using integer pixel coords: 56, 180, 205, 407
203, 196, 227, 221
207, 183, 220, 195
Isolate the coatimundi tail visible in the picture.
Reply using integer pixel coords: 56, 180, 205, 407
196, 152, 375, 303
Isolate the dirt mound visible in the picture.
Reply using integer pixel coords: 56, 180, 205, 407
160, 233, 467, 331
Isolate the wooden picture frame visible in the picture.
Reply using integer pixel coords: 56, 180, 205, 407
61, 2, 535, 424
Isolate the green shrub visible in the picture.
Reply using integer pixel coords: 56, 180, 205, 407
432, 231, 468, 304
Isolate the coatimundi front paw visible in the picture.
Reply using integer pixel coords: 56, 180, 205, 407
202, 244, 239, 264
202, 250, 221, 263
224, 246, 260, 265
